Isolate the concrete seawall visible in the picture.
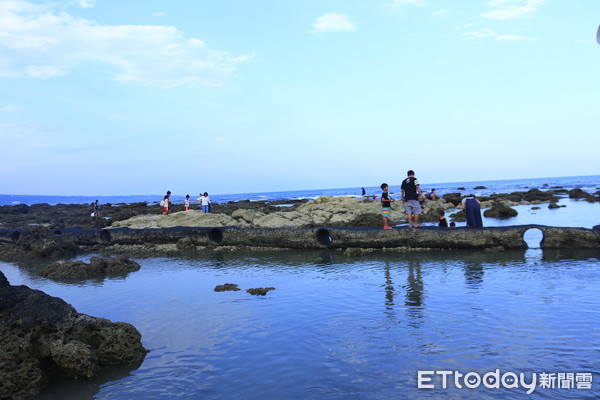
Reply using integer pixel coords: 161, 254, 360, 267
2, 225, 598, 250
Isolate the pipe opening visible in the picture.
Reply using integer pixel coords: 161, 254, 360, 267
316, 228, 333, 246
209, 228, 223, 244
523, 228, 544, 249
100, 230, 112, 244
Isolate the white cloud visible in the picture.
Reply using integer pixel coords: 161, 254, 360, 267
0, 104, 18, 112
482, 0, 544, 20
77, 0, 96, 8
392, 0, 425, 6
153, 12, 166, 17
462, 28, 496, 40
311, 13, 357, 33
433, 9, 450, 17
0, 1, 252, 88
462, 28, 534, 41
496, 34, 534, 41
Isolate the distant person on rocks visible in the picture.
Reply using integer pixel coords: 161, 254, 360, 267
401, 170, 424, 228
184, 195, 191, 211
161, 195, 170, 215
380, 183, 394, 229
196, 192, 211, 213
427, 189, 440, 200
92, 200, 101, 218
362, 187, 366, 196
438, 210, 448, 227
462, 195, 483, 228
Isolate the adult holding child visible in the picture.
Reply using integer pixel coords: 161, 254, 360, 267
401, 170, 424, 228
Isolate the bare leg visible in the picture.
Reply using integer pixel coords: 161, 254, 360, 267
414, 214, 421, 227
407, 214, 414, 228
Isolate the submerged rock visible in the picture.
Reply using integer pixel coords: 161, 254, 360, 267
246, 287, 276, 296
0, 271, 147, 399
40, 256, 141, 280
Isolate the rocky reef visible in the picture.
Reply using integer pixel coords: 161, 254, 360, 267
40, 256, 141, 280
0, 270, 147, 399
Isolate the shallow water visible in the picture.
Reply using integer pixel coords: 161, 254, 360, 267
2, 248, 599, 399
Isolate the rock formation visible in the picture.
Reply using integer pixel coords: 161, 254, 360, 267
0, 271, 147, 399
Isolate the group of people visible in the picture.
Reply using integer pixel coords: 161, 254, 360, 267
160, 191, 212, 215
380, 170, 482, 229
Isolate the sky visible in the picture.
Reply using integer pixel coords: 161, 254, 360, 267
0, 0, 599, 196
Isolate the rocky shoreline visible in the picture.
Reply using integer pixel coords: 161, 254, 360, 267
0, 270, 147, 399
0, 186, 598, 399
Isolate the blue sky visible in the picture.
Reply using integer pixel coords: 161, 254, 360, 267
1, 0, 599, 196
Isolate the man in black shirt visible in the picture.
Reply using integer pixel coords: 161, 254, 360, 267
401, 170, 424, 228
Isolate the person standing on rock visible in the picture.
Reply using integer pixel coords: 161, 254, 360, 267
161, 195, 170, 215
92, 200, 101, 218
381, 183, 395, 229
401, 170, 424, 228
195, 192, 212, 213
184, 195, 191, 211
462, 195, 483, 228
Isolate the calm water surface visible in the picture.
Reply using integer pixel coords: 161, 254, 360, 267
2, 248, 599, 399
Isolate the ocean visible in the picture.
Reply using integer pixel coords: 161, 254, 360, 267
1, 175, 599, 206
1, 175, 599, 399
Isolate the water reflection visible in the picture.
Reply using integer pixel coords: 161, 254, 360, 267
463, 263, 484, 289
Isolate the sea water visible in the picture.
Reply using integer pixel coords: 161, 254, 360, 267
1, 248, 599, 400
1, 175, 599, 206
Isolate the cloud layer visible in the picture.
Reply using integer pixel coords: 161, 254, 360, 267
482, 0, 544, 20
312, 13, 357, 33
0, 1, 251, 88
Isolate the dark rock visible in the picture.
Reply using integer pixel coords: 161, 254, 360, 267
16, 226, 80, 259
456, 187, 466, 191
474, 186, 487, 190
484, 246, 505, 253
214, 283, 240, 292
483, 203, 518, 219
176, 237, 196, 251
0, 204, 29, 215
568, 188, 590, 199
520, 188, 559, 203
246, 287, 276, 296
593, 225, 600, 231
40, 257, 141, 280
0, 271, 147, 399
442, 193, 463, 206
344, 248, 364, 257
548, 203, 565, 209
531, 206, 541, 210
449, 211, 466, 222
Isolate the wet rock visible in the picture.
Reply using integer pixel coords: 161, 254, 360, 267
344, 248, 364, 257
0, 271, 147, 399
246, 287, 276, 296
40, 257, 141, 280
214, 283, 240, 292
14, 226, 80, 260
449, 210, 466, 222
483, 203, 518, 219
568, 188, 599, 203
457, 187, 466, 191
442, 193, 463, 206
0, 204, 29, 215
518, 188, 559, 203
531, 206, 541, 210
176, 236, 196, 251
548, 203, 565, 209
474, 186, 487, 190
484, 246, 505, 253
